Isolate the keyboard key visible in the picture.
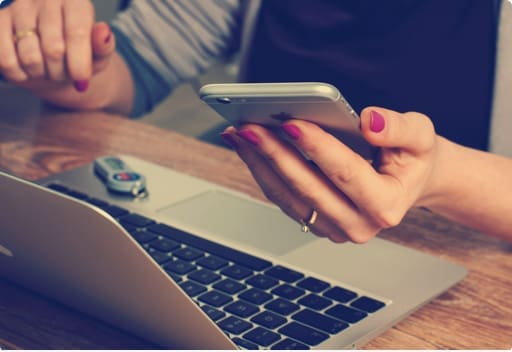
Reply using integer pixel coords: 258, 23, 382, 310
265, 265, 304, 283
265, 298, 300, 316
198, 290, 233, 307
278, 322, 329, 346
123, 224, 137, 233
221, 265, 253, 280
218, 316, 253, 335
47, 183, 69, 193
202, 305, 226, 321
251, 311, 287, 329
297, 277, 330, 293
239, 288, 273, 305
188, 269, 221, 285
149, 237, 180, 252
167, 272, 182, 283
213, 279, 247, 294
146, 223, 272, 270
101, 204, 129, 219
196, 255, 229, 270
98, 204, 129, 218
173, 246, 204, 261
298, 294, 332, 311
350, 296, 385, 313
67, 189, 89, 200
86, 197, 109, 207
224, 300, 259, 318
163, 259, 196, 275
179, 281, 207, 297
130, 230, 158, 244
271, 338, 309, 350
119, 213, 155, 228
148, 249, 172, 264
325, 304, 367, 323
292, 309, 349, 334
323, 286, 357, 303
247, 274, 279, 290
233, 337, 259, 350
243, 327, 281, 347
271, 284, 305, 300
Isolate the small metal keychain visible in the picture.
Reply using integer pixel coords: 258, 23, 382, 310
93, 156, 148, 198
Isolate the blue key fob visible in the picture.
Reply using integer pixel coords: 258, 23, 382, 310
94, 156, 147, 197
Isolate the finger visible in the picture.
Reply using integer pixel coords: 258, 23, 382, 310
360, 107, 439, 213
12, 1, 45, 78
360, 107, 436, 155
63, 0, 95, 83
222, 128, 344, 241
38, 0, 66, 81
91, 22, 116, 73
235, 124, 381, 243
92, 22, 114, 58
279, 119, 400, 221
0, 10, 27, 81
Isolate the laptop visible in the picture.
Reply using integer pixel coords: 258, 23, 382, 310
0, 155, 466, 349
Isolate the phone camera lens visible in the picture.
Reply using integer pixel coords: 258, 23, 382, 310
216, 97, 231, 104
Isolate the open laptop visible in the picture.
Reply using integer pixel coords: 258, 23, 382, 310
0, 155, 466, 349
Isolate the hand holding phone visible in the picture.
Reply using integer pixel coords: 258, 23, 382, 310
199, 82, 376, 159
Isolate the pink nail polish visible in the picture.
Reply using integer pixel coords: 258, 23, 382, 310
237, 129, 260, 146
74, 80, 89, 93
370, 110, 385, 133
104, 33, 112, 44
220, 132, 238, 149
281, 124, 301, 140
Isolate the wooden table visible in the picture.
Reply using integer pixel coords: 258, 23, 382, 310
0, 87, 511, 349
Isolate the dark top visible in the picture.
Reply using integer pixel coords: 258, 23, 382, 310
245, 0, 497, 150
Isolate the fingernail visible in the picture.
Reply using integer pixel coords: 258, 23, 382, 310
281, 123, 301, 140
74, 80, 89, 93
370, 110, 385, 133
237, 129, 260, 146
220, 132, 238, 149
104, 33, 112, 44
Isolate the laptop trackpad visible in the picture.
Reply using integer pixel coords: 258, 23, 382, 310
157, 190, 316, 256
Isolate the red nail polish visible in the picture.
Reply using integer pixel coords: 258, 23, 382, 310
104, 33, 112, 44
237, 129, 260, 146
220, 132, 238, 149
74, 80, 89, 93
370, 110, 385, 133
281, 124, 301, 140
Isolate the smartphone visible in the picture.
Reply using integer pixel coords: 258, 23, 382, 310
199, 82, 376, 159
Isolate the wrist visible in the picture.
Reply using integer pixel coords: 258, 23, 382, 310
415, 135, 462, 212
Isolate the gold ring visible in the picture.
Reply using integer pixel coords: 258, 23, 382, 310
300, 209, 318, 233
13, 28, 38, 43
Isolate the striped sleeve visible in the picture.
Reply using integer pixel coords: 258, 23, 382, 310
111, 0, 243, 117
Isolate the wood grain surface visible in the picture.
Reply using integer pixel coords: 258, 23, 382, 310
0, 88, 511, 349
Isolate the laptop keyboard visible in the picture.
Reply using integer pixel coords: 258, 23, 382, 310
46, 183, 386, 349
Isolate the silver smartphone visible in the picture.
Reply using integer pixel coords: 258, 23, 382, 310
199, 82, 376, 159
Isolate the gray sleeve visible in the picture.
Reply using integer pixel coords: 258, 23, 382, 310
111, 0, 243, 117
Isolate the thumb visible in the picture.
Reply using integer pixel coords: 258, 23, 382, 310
360, 107, 437, 155
91, 22, 115, 69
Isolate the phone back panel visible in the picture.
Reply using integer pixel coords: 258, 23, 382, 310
200, 83, 376, 159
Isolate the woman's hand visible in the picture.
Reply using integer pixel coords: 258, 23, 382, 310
0, 0, 115, 92
221, 107, 441, 243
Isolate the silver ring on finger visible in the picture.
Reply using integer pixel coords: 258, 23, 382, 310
300, 209, 318, 233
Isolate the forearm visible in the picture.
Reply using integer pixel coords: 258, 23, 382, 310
18, 52, 134, 115
421, 136, 512, 241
